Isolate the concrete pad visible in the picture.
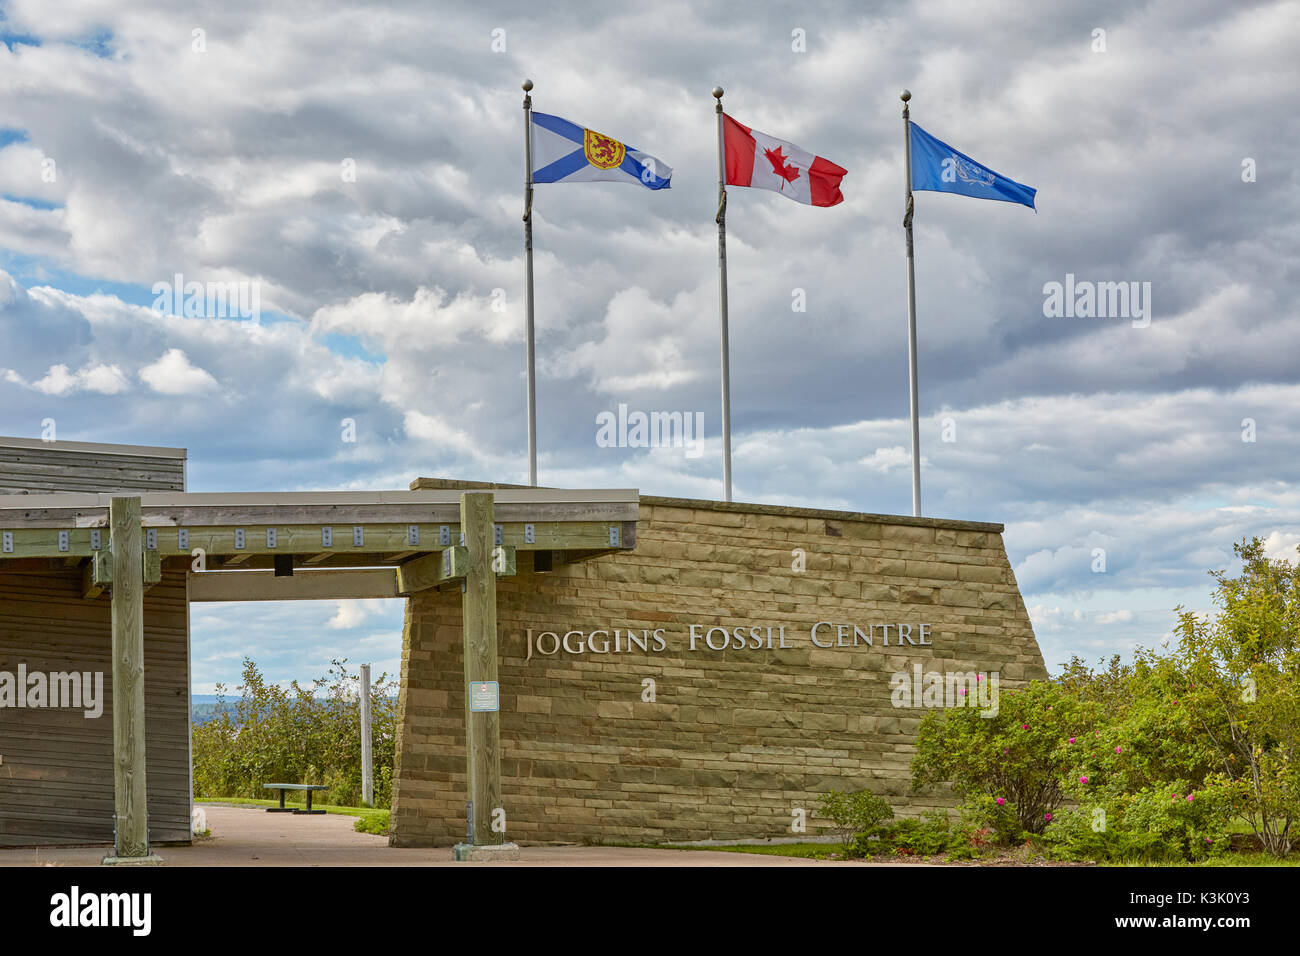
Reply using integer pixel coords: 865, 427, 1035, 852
452, 842, 520, 861
0, 805, 909, 867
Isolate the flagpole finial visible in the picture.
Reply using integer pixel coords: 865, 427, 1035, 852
900, 89, 911, 102
522, 78, 534, 92
712, 86, 724, 99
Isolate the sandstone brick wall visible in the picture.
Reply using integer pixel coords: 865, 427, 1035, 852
390, 496, 1046, 846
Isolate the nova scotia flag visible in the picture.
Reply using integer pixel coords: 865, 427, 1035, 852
530, 112, 672, 189
909, 122, 1036, 209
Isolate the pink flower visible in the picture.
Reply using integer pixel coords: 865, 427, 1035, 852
1095, 732, 1101, 738
1186, 793, 1194, 802
1080, 776, 1088, 784
1205, 837, 1212, 843
1115, 746, 1122, 754
961, 688, 968, 695
1003, 748, 1010, 754
1022, 724, 1029, 730
996, 797, 1005, 806
1044, 813, 1053, 822
1069, 737, 1076, 744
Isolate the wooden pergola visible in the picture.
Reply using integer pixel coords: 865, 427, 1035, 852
0, 487, 638, 861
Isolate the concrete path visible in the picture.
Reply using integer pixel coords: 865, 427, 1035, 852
0, 805, 898, 867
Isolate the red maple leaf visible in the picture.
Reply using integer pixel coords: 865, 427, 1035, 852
764, 145, 800, 188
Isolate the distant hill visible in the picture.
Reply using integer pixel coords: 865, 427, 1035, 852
189, 693, 395, 725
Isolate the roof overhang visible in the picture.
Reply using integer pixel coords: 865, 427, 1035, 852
0, 488, 639, 600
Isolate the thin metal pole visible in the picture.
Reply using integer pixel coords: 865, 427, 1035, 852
359, 663, 373, 807
713, 86, 733, 503
901, 89, 921, 518
522, 79, 538, 486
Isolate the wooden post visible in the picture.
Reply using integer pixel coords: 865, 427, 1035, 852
455, 491, 515, 857
360, 663, 373, 807
105, 496, 157, 863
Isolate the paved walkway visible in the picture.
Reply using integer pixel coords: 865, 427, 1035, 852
0, 805, 895, 867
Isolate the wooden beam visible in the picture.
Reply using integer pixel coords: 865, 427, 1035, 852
109, 496, 150, 859
394, 545, 516, 595
0, 521, 632, 559
395, 546, 468, 595
460, 492, 503, 847
188, 568, 400, 602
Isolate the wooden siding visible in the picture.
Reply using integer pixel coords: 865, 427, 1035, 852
0, 442, 185, 494
0, 568, 191, 846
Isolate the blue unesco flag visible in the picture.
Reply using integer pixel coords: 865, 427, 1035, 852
909, 122, 1036, 209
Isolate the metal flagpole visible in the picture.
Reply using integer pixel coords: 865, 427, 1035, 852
713, 86, 733, 503
522, 78, 538, 486
901, 89, 922, 517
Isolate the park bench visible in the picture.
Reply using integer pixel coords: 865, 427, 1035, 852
263, 783, 330, 814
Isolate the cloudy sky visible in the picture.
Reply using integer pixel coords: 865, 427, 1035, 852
1, 0, 1297, 691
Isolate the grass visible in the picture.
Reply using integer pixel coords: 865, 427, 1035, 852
606, 837, 1300, 866
602, 840, 845, 859
197, 797, 390, 835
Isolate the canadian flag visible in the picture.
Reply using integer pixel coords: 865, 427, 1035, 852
723, 114, 846, 207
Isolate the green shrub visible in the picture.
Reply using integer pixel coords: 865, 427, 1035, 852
912, 680, 1103, 834
1040, 781, 1232, 862
886, 811, 955, 856
818, 789, 894, 846
958, 794, 1025, 846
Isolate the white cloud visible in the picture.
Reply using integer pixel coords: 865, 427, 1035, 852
30, 361, 130, 395
1095, 610, 1135, 625
138, 348, 218, 394
1, 0, 1298, 688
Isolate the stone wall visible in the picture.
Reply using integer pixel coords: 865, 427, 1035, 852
390, 495, 1046, 846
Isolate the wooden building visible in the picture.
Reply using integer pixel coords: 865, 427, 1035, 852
0, 436, 1045, 853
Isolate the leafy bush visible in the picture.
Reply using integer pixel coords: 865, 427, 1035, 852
850, 811, 957, 858
908, 537, 1300, 861
1040, 782, 1232, 863
192, 657, 398, 809
912, 680, 1103, 834
818, 789, 894, 845
958, 794, 1025, 846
